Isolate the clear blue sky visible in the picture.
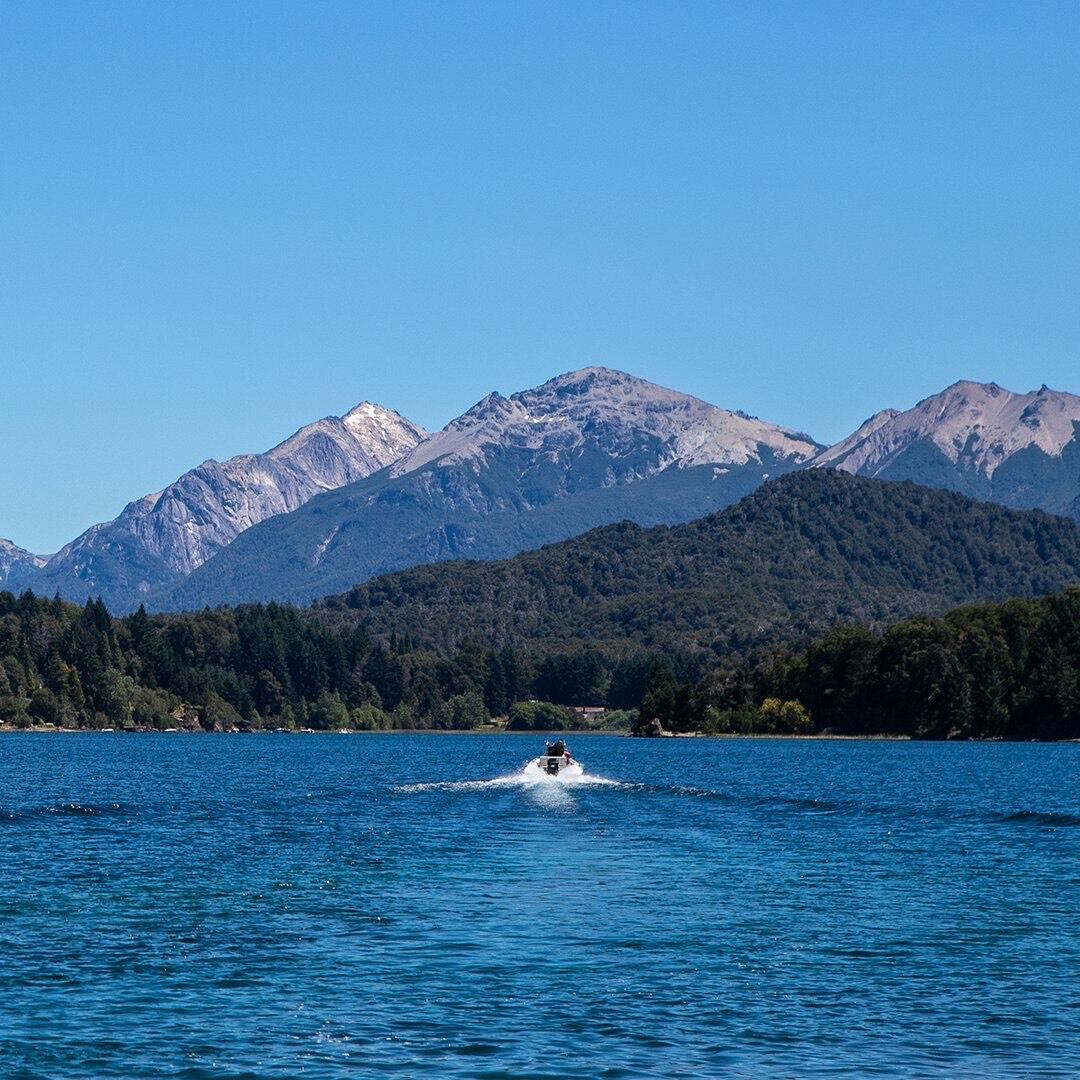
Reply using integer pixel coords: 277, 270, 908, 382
2, 1, 1077, 553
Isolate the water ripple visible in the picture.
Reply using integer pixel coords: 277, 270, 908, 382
0, 733, 1076, 1078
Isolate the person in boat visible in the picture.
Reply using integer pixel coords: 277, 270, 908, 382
546, 740, 572, 764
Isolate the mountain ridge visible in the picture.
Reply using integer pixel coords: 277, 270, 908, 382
391, 367, 819, 478
157, 367, 824, 610
0, 538, 46, 588
9, 369, 1080, 614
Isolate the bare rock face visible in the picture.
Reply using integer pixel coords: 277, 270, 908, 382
394, 366, 820, 481
31, 402, 426, 608
813, 381, 1080, 519
109, 403, 426, 576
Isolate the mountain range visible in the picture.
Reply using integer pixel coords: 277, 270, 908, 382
3, 368, 1079, 613
161, 367, 822, 608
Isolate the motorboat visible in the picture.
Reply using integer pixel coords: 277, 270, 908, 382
530, 740, 581, 777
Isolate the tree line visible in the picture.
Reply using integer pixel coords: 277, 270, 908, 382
0, 585, 1078, 739
640, 587, 1080, 740
0, 592, 642, 732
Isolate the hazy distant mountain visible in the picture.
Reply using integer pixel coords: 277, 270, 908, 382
162, 367, 822, 609
0, 538, 45, 588
813, 381, 1080, 520
28, 403, 426, 611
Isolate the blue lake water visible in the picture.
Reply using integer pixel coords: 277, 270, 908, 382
0, 733, 1077, 1078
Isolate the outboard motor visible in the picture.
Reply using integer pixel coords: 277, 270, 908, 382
544, 740, 567, 775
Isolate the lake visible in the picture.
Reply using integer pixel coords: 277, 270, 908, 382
0, 733, 1077, 1078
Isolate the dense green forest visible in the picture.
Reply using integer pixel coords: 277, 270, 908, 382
323, 471, 1080, 657
646, 588, 1080, 741
0, 590, 648, 732
1, 585, 1078, 739
2, 473, 1079, 740
0, 593, 522, 732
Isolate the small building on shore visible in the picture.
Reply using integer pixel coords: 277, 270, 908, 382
570, 706, 606, 722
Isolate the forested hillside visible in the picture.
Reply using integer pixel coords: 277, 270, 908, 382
4, 471, 1080, 738
324, 470, 1080, 656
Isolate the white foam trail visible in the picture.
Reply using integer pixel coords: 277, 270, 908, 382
395, 760, 624, 796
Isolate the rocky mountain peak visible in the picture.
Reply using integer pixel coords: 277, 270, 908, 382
393, 367, 821, 478
517, 366, 697, 410
527, 365, 642, 397
1, 536, 33, 556
457, 391, 514, 422
267, 402, 425, 464
342, 401, 425, 444
812, 380, 1080, 525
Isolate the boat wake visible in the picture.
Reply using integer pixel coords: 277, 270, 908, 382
395, 761, 624, 807
394, 763, 1080, 829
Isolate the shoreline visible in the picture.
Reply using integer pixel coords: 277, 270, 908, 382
9, 727, 1072, 743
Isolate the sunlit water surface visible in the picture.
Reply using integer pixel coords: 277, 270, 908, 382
1, 734, 1077, 1078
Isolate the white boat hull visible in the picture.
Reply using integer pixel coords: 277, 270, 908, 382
529, 755, 584, 779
